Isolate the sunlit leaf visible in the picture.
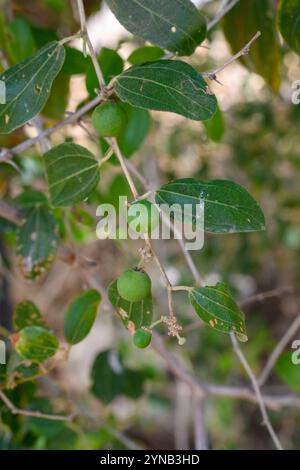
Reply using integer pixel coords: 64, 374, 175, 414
156, 178, 265, 233
115, 60, 217, 121
44, 143, 100, 207
64, 289, 101, 345
189, 283, 247, 342
0, 41, 65, 133
106, 0, 207, 56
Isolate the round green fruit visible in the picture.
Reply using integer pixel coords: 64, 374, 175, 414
128, 200, 160, 234
92, 102, 127, 137
133, 328, 152, 349
117, 269, 151, 302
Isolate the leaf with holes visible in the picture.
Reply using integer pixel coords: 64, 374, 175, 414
108, 279, 153, 333
106, 0, 206, 56
115, 60, 217, 121
44, 143, 100, 207
12, 326, 59, 363
0, 41, 65, 133
189, 283, 247, 342
15, 190, 58, 279
278, 0, 300, 55
14, 300, 48, 331
156, 178, 265, 233
64, 289, 101, 345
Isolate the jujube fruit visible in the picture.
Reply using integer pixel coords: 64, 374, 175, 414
133, 328, 152, 348
92, 102, 127, 137
117, 269, 151, 302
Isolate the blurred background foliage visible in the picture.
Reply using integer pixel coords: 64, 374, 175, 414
0, 0, 300, 450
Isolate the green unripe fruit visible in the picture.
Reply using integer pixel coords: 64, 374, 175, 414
128, 200, 160, 234
117, 269, 151, 302
92, 102, 127, 137
133, 328, 152, 349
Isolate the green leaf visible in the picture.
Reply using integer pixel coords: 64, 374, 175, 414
14, 301, 48, 330
118, 103, 151, 157
86, 48, 123, 96
128, 46, 164, 64
13, 326, 59, 362
189, 283, 247, 342
223, 0, 281, 92
64, 289, 101, 345
155, 178, 265, 233
26, 398, 66, 438
44, 143, 100, 207
16, 191, 58, 279
115, 60, 217, 121
90, 350, 146, 404
203, 106, 225, 143
0, 41, 65, 134
61, 47, 90, 75
278, 0, 300, 55
108, 279, 153, 332
106, 0, 207, 56
42, 73, 70, 120
15, 189, 49, 207
275, 351, 300, 392
6, 16, 36, 64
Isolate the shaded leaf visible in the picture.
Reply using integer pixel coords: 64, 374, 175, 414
5, 16, 36, 64
42, 73, 70, 120
275, 351, 300, 392
115, 60, 217, 121
26, 397, 66, 438
15, 190, 58, 279
64, 289, 101, 345
203, 106, 225, 143
108, 279, 153, 332
13, 326, 59, 362
106, 0, 207, 56
278, 0, 300, 55
90, 350, 146, 404
128, 46, 164, 64
156, 178, 265, 233
44, 143, 100, 207
0, 41, 65, 133
118, 103, 151, 157
223, 0, 281, 92
61, 47, 90, 75
86, 48, 123, 96
14, 300, 48, 330
189, 283, 247, 342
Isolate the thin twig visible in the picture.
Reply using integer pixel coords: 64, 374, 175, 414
230, 332, 283, 450
193, 395, 209, 450
241, 287, 294, 308
76, 0, 105, 89
203, 31, 261, 81
258, 315, 300, 387
0, 95, 104, 162
0, 390, 75, 421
